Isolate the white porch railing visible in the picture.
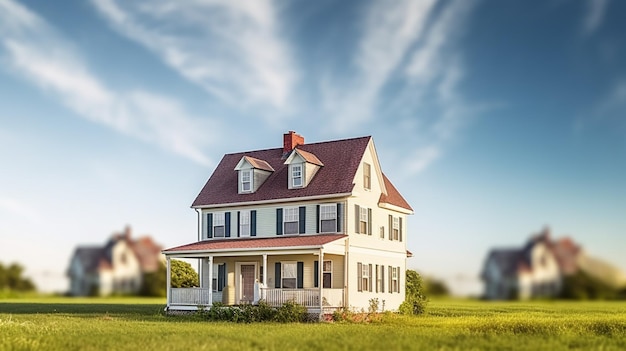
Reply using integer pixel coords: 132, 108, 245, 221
170, 288, 210, 305
262, 288, 344, 308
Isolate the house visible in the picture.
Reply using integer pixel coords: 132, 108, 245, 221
162, 131, 413, 314
481, 227, 626, 300
67, 226, 163, 296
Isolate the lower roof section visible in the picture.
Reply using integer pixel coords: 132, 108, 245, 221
162, 234, 347, 255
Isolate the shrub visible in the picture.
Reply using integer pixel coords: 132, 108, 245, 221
274, 300, 307, 323
399, 270, 427, 315
170, 260, 199, 288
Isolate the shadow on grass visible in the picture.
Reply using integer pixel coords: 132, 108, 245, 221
0, 302, 166, 318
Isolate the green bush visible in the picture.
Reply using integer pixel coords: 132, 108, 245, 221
399, 269, 427, 315
170, 260, 199, 288
560, 270, 620, 300
274, 300, 308, 323
197, 300, 308, 323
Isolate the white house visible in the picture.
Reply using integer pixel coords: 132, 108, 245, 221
67, 226, 163, 296
162, 131, 413, 314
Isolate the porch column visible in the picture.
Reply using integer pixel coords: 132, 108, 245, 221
208, 256, 213, 305
166, 256, 171, 308
319, 249, 324, 317
262, 254, 267, 300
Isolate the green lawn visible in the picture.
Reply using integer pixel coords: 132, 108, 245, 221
1, 297, 625, 350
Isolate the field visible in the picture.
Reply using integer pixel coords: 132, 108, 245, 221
1, 298, 625, 350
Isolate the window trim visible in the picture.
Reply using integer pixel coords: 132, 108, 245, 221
392, 266, 399, 293
319, 204, 337, 233
240, 169, 252, 193
363, 162, 371, 190
281, 261, 298, 289
392, 217, 400, 241
213, 212, 226, 238
283, 207, 299, 235
359, 207, 368, 234
361, 263, 370, 292
323, 260, 332, 289
291, 164, 303, 188
239, 210, 250, 237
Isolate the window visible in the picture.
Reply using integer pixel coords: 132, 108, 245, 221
213, 212, 225, 237
283, 207, 299, 235
359, 207, 368, 234
392, 267, 399, 293
212, 264, 219, 292
392, 217, 400, 241
323, 261, 332, 288
282, 262, 297, 288
377, 265, 385, 293
320, 204, 337, 233
379, 226, 385, 239
241, 170, 252, 192
240, 210, 250, 237
363, 163, 371, 190
361, 263, 370, 292
291, 164, 303, 187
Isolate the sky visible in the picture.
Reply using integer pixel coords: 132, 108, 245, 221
1, 0, 625, 295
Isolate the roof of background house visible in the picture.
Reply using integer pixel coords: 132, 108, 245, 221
163, 234, 347, 253
192, 136, 412, 211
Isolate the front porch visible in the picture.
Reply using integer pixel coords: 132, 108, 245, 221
162, 234, 348, 313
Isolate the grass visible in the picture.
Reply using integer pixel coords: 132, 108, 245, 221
0, 297, 625, 350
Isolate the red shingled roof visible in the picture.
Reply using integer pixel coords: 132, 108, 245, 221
192, 136, 371, 207
294, 149, 324, 166
379, 173, 413, 211
163, 234, 347, 253
242, 156, 275, 172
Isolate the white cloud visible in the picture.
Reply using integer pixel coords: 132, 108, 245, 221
583, 0, 610, 36
90, 0, 297, 119
407, 146, 441, 174
0, 0, 215, 165
0, 197, 40, 223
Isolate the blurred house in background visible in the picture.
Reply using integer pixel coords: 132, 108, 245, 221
66, 226, 163, 296
481, 228, 626, 300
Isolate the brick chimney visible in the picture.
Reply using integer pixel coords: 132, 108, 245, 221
283, 131, 304, 153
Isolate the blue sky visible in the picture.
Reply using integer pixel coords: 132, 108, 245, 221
1, 0, 624, 294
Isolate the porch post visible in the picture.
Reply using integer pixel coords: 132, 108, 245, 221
262, 254, 267, 300
208, 256, 213, 305
166, 256, 171, 308
319, 249, 324, 318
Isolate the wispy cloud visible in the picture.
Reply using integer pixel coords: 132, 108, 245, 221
0, 197, 40, 223
0, 0, 215, 165
322, 0, 479, 175
583, 0, 610, 36
90, 0, 297, 120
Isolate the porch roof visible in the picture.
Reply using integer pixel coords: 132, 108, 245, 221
162, 234, 347, 254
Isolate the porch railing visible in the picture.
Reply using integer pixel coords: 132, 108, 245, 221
261, 288, 344, 307
170, 288, 210, 305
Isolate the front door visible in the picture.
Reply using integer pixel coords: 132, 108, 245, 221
240, 264, 256, 303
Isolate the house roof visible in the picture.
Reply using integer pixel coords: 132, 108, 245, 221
242, 156, 275, 172
71, 247, 106, 274
292, 149, 324, 166
379, 173, 413, 211
192, 136, 371, 207
163, 234, 347, 254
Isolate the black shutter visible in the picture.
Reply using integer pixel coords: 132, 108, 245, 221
388, 215, 393, 241
275, 262, 281, 288
399, 217, 403, 242
276, 208, 283, 235
316, 205, 320, 233
297, 262, 304, 289
314, 261, 319, 288
367, 208, 372, 235
218, 264, 225, 291
357, 262, 362, 292
251, 210, 257, 237
207, 213, 213, 238
299, 206, 306, 234
355, 205, 360, 234
336, 203, 343, 233
225, 212, 231, 237
237, 211, 241, 237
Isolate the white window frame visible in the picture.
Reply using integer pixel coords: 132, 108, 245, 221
283, 207, 299, 235
392, 267, 399, 293
282, 261, 297, 289
323, 260, 332, 288
241, 170, 252, 192
392, 217, 400, 241
359, 207, 368, 234
291, 164, 303, 188
213, 212, 225, 238
319, 204, 337, 233
240, 210, 250, 237
361, 263, 370, 292
363, 163, 371, 190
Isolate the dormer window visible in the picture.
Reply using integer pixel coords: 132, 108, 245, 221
241, 170, 252, 192
291, 164, 303, 187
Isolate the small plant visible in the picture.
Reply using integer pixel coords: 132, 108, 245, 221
368, 298, 379, 314
399, 270, 428, 315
